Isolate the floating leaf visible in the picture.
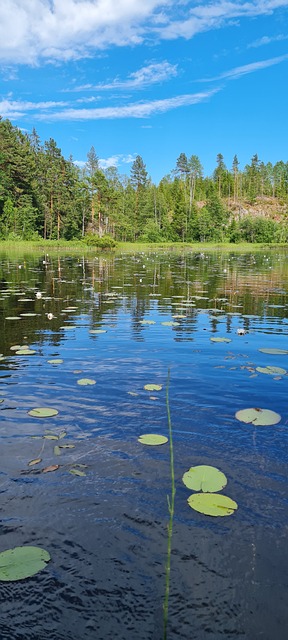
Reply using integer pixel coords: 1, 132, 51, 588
28, 408, 59, 418
0, 546, 51, 582
138, 434, 168, 446
144, 384, 162, 391
60, 325, 76, 330
128, 391, 139, 396
5, 316, 21, 320
28, 458, 42, 467
43, 435, 59, 440
15, 349, 36, 355
161, 321, 180, 326
47, 359, 63, 364
42, 464, 59, 473
54, 445, 61, 456
89, 329, 107, 334
258, 348, 288, 355
58, 431, 67, 439
140, 320, 156, 325
77, 378, 96, 386
235, 407, 281, 426
210, 337, 231, 343
69, 468, 86, 476
256, 365, 286, 376
182, 465, 227, 493
187, 493, 238, 517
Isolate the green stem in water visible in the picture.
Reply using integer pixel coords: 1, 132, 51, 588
163, 368, 176, 640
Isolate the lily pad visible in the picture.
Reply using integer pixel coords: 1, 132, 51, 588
161, 321, 180, 326
138, 434, 168, 446
144, 384, 162, 391
235, 407, 281, 426
89, 329, 107, 334
187, 493, 238, 517
182, 465, 227, 493
28, 458, 42, 466
139, 320, 156, 325
258, 348, 288, 355
69, 468, 86, 477
42, 464, 59, 473
256, 365, 286, 376
0, 546, 50, 581
28, 407, 59, 418
77, 378, 96, 386
15, 349, 36, 355
210, 337, 231, 343
47, 359, 63, 364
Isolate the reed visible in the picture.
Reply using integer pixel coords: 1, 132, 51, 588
163, 368, 176, 640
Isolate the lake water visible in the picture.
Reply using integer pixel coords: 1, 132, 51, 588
0, 248, 287, 640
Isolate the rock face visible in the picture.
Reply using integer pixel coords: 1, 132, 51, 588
227, 196, 287, 222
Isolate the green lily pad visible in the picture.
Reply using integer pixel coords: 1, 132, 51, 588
5, 316, 21, 320
182, 465, 227, 493
69, 468, 86, 476
60, 325, 76, 330
138, 434, 168, 446
187, 493, 238, 517
139, 320, 156, 325
54, 445, 61, 456
0, 399, 4, 404
0, 546, 50, 581
28, 407, 59, 418
89, 329, 107, 334
258, 348, 288, 355
77, 378, 96, 385
144, 384, 162, 391
210, 337, 231, 343
256, 366, 286, 376
47, 359, 63, 364
235, 407, 281, 426
15, 349, 36, 355
161, 321, 180, 326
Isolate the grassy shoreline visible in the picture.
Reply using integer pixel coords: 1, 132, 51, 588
0, 239, 287, 255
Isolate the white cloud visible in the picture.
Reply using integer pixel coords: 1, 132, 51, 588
0, 1, 288, 65
82, 61, 178, 91
36, 88, 219, 120
0, 97, 68, 118
199, 53, 288, 81
74, 154, 136, 170
248, 33, 288, 48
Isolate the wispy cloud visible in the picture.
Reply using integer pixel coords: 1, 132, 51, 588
74, 154, 136, 170
1, 1, 288, 65
37, 88, 219, 121
0, 97, 68, 119
199, 53, 288, 81
248, 33, 288, 48
79, 60, 177, 91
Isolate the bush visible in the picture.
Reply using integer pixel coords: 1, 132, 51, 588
82, 234, 117, 249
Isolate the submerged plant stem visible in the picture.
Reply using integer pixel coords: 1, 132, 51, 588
163, 368, 176, 640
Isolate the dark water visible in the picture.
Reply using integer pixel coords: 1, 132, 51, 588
0, 249, 287, 640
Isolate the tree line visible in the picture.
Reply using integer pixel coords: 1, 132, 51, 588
0, 117, 287, 243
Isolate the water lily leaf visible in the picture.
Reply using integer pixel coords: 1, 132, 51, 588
47, 359, 63, 364
60, 325, 76, 330
15, 349, 36, 355
58, 431, 67, 439
28, 407, 59, 418
258, 348, 288, 355
43, 435, 59, 440
210, 337, 231, 343
28, 458, 42, 466
235, 407, 281, 426
138, 434, 168, 446
89, 329, 106, 334
140, 320, 156, 325
128, 391, 139, 396
0, 399, 4, 404
161, 321, 180, 326
182, 465, 227, 493
144, 384, 162, 391
77, 378, 96, 385
0, 546, 51, 582
10, 345, 25, 350
69, 468, 86, 476
188, 493, 238, 517
42, 464, 59, 473
54, 445, 61, 456
256, 366, 286, 376
5, 316, 21, 320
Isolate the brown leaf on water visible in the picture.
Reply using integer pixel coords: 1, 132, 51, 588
28, 458, 42, 466
42, 464, 60, 473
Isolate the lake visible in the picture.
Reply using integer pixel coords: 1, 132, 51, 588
0, 248, 287, 640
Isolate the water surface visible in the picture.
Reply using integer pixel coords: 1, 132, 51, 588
0, 249, 287, 640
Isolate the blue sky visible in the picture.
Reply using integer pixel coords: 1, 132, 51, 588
0, 1, 288, 183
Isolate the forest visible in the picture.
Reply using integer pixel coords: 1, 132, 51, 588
0, 116, 288, 244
